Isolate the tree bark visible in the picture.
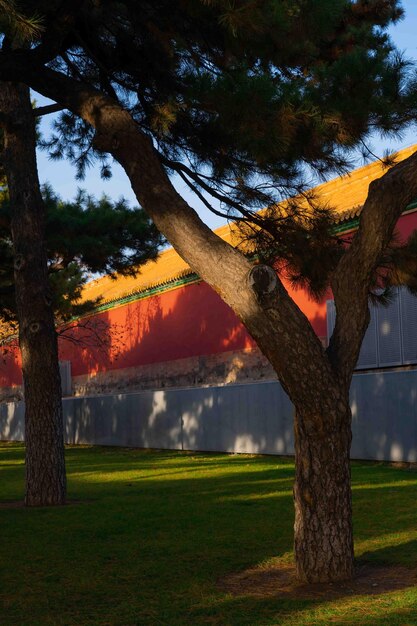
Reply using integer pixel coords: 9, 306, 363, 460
293, 394, 353, 582
0, 81, 66, 506
0, 68, 354, 577
3, 57, 417, 578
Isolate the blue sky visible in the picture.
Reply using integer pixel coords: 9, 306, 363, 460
35, 3, 417, 230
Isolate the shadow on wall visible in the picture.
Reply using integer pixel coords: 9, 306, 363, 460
0, 400, 25, 441
0, 282, 295, 453
62, 381, 295, 456
57, 280, 286, 387
1, 269, 329, 396
350, 370, 417, 463
4, 369, 417, 463
113, 283, 256, 386
1, 282, 260, 402
62, 369, 417, 461
57, 368, 417, 462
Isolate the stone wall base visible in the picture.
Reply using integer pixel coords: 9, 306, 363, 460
73, 347, 277, 396
0, 347, 278, 401
0, 386, 23, 403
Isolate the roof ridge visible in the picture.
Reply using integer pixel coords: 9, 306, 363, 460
80, 143, 417, 304
302, 143, 417, 197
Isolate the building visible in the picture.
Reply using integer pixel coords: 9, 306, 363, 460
1, 145, 417, 400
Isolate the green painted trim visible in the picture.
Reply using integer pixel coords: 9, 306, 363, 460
91, 272, 201, 314
76, 197, 417, 318
406, 200, 417, 212
332, 218, 360, 234
332, 198, 417, 235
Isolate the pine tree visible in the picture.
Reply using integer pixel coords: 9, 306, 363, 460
0, 80, 68, 506
0, 14, 162, 505
0, 96, 162, 506
0, 184, 163, 326
1, 0, 417, 580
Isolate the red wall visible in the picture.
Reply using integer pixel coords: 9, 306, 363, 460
1, 211, 416, 387
57, 278, 327, 379
0, 341, 22, 388
395, 211, 417, 242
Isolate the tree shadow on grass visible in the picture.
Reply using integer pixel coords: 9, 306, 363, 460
202, 540, 417, 626
359, 538, 417, 567
188, 582, 417, 626
2, 446, 417, 625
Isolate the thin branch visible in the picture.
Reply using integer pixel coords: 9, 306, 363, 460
359, 138, 386, 165
160, 154, 258, 221
176, 169, 232, 220
33, 103, 65, 117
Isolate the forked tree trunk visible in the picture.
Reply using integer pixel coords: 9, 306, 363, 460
0, 67, 363, 574
0, 81, 66, 506
293, 395, 353, 582
2, 30, 417, 578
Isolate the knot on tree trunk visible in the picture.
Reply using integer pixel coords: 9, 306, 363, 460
248, 264, 278, 305
29, 321, 41, 334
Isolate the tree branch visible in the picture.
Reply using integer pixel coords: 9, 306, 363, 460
33, 103, 65, 117
0, 51, 339, 408
329, 149, 417, 383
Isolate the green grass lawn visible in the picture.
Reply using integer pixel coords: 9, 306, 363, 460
1, 443, 417, 625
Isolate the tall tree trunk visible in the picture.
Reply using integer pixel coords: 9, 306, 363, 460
0, 81, 66, 506
1, 66, 390, 577
293, 394, 353, 582
15, 77, 354, 576
2, 31, 417, 579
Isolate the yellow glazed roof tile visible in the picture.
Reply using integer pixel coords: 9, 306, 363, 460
82, 246, 193, 303
82, 144, 417, 305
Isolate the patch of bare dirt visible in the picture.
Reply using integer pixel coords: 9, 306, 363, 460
220, 561, 417, 600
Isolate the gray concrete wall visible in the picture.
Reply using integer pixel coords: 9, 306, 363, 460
0, 401, 25, 442
2, 369, 417, 462
350, 370, 417, 462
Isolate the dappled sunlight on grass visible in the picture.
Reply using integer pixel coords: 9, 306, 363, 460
355, 530, 417, 557
352, 479, 417, 491
1, 443, 417, 625
219, 490, 293, 503
0, 458, 24, 466
276, 590, 417, 626
255, 552, 297, 568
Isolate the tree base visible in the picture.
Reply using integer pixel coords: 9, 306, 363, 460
220, 559, 415, 599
